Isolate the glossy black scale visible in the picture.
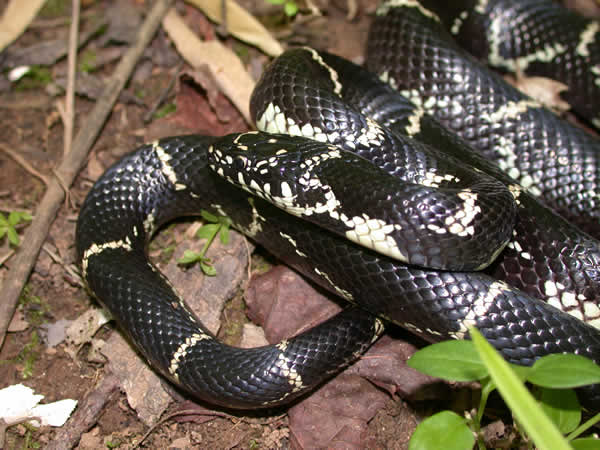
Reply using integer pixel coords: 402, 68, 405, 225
366, 3, 600, 238
78, 135, 600, 410
419, 0, 600, 129
250, 48, 600, 324
77, 4, 600, 412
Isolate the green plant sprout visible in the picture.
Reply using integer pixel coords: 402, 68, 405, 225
0, 211, 32, 247
407, 330, 600, 450
266, 0, 299, 17
177, 210, 231, 276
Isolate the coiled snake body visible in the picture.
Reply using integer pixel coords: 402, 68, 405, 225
76, 0, 600, 409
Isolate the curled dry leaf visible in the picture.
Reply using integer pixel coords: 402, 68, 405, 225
102, 333, 172, 426
186, 0, 284, 57
245, 265, 343, 343
162, 8, 255, 123
507, 72, 571, 113
0, 0, 47, 52
289, 374, 389, 449
245, 266, 430, 448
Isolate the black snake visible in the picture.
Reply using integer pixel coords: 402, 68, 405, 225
76, 0, 600, 410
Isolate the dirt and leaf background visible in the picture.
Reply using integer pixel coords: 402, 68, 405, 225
1, 0, 600, 449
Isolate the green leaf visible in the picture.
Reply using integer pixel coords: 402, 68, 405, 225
470, 327, 572, 450
510, 363, 532, 381
201, 210, 219, 223
201, 261, 216, 276
266, 0, 286, 4
0, 228, 5, 239
9, 211, 21, 225
7, 210, 30, 225
196, 223, 219, 240
0, 212, 7, 225
407, 340, 488, 381
284, 1, 298, 16
177, 249, 203, 265
7, 227, 20, 246
528, 354, 600, 388
571, 438, 600, 449
219, 223, 230, 244
539, 387, 581, 434
567, 412, 600, 441
408, 411, 474, 450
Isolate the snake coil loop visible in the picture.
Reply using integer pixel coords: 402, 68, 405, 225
77, 0, 600, 410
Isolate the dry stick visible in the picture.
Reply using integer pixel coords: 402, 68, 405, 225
0, 142, 50, 186
63, 0, 80, 157
46, 373, 121, 450
0, 0, 174, 348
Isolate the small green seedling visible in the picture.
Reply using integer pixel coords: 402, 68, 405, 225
266, 0, 299, 17
407, 329, 600, 450
0, 211, 32, 247
177, 210, 231, 276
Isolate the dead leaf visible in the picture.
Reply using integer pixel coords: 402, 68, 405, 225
245, 265, 343, 342
239, 322, 268, 348
168, 73, 247, 136
507, 72, 571, 113
102, 333, 172, 426
288, 374, 388, 449
187, 0, 284, 57
7, 309, 28, 332
162, 8, 255, 123
0, 0, 47, 52
64, 307, 111, 353
1, 19, 107, 68
86, 152, 106, 182
52, 72, 143, 104
348, 336, 443, 401
39, 318, 72, 347
97, 1, 142, 46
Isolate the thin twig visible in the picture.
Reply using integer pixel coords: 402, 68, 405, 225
46, 373, 121, 450
0, 143, 50, 186
41, 243, 83, 287
63, 0, 80, 157
0, 0, 175, 348
0, 249, 15, 267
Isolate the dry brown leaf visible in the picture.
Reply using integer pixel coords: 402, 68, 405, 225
288, 374, 389, 449
186, 0, 284, 56
162, 8, 255, 123
0, 0, 46, 51
7, 309, 28, 333
103, 333, 172, 426
507, 72, 571, 113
